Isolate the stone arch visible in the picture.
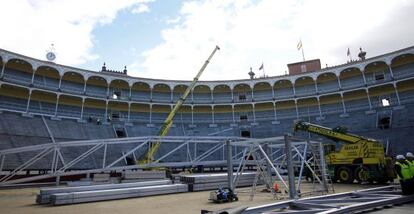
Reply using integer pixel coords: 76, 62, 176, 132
57, 94, 83, 118
213, 84, 232, 103
316, 72, 340, 93
363, 61, 391, 84
339, 67, 364, 89
3, 58, 34, 85
294, 76, 316, 96
274, 79, 294, 99
29, 90, 58, 115
253, 82, 273, 101
109, 79, 130, 100
152, 83, 171, 103
173, 84, 188, 102
193, 84, 212, 104
131, 81, 151, 102
0, 84, 30, 112
390, 53, 414, 79
33, 65, 60, 90
61, 71, 85, 94
233, 83, 252, 102
85, 76, 108, 98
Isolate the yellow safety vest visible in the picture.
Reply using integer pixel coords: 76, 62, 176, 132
395, 162, 413, 180
407, 160, 414, 175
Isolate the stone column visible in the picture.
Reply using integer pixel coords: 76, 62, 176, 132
54, 95, 60, 116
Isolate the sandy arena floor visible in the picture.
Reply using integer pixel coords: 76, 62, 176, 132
0, 182, 387, 214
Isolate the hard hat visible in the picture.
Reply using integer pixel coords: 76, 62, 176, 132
396, 155, 406, 160
406, 152, 414, 158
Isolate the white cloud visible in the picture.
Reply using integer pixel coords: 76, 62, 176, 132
132, 2, 152, 14
131, 0, 414, 81
0, 0, 152, 66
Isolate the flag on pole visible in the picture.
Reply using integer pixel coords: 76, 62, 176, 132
347, 48, 350, 56
259, 63, 264, 70
297, 40, 302, 50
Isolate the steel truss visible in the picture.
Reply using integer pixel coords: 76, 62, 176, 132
0, 136, 244, 185
234, 185, 414, 214
0, 135, 324, 187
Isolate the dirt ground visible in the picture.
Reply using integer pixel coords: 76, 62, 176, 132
0, 182, 387, 214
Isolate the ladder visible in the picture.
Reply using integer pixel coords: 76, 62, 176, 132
308, 142, 334, 194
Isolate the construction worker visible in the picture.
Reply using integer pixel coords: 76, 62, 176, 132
394, 155, 413, 195
405, 152, 414, 194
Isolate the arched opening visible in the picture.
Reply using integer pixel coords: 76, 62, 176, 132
61, 71, 85, 94
294, 76, 316, 96
213, 105, 233, 123
108, 101, 129, 121
33, 66, 60, 90
254, 102, 274, 121
368, 84, 398, 108
297, 98, 319, 118
3, 58, 33, 86
173, 84, 188, 102
109, 79, 130, 100
0, 84, 29, 112
57, 95, 83, 118
253, 82, 272, 101
233, 84, 252, 102
193, 106, 213, 124
396, 79, 414, 104
131, 82, 151, 102
343, 89, 370, 112
213, 84, 232, 103
193, 85, 212, 104
85, 76, 108, 98
319, 94, 343, 114
275, 100, 296, 119
339, 67, 364, 89
364, 61, 391, 84
274, 79, 294, 99
391, 53, 414, 79
130, 103, 150, 122
234, 104, 253, 123
83, 98, 107, 122
29, 90, 57, 115
316, 72, 339, 93
152, 104, 171, 123
152, 83, 171, 103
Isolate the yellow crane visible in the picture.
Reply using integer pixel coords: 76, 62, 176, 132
294, 121, 395, 183
139, 45, 220, 164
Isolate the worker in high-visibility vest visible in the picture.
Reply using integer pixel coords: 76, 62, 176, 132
405, 152, 414, 194
394, 155, 413, 195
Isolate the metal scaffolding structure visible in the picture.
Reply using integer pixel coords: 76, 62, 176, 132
227, 135, 332, 200
0, 136, 244, 185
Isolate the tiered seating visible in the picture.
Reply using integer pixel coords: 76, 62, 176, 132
33, 75, 59, 90
340, 76, 365, 89
317, 81, 340, 93
253, 90, 273, 101
295, 85, 316, 96
274, 87, 294, 98
2, 69, 32, 86
0, 96, 27, 112
60, 80, 84, 94
213, 92, 232, 103
192, 93, 211, 104
320, 102, 343, 114
85, 85, 107, 98
392, 63, 414, 79
151, 92, 171, 103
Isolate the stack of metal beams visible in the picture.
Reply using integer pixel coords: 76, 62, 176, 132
121, 170, 166, 183
36, 180, 187, 205
180, 173, 257, 191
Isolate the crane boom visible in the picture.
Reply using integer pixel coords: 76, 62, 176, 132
141, 45, 220, 164
293, 121, 376, 144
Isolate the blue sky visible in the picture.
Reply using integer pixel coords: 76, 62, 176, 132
1, 0, 413, 80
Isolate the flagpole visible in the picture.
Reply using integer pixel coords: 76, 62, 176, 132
301, 47, 305, 61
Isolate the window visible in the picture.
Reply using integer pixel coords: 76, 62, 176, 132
381, 98, 390, 107
116, 130, 126, 138
239, 93, 246, 101
241, 130, 251, 138
240, 115, 248, 121
375, 74, 384, 81
378, 117, 390, 129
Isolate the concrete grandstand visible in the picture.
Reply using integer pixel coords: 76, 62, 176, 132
0, 46, 414, 173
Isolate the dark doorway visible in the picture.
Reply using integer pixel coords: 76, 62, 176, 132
241, 130, 251, 138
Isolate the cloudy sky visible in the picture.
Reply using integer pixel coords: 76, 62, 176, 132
0, 0, 413, 80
